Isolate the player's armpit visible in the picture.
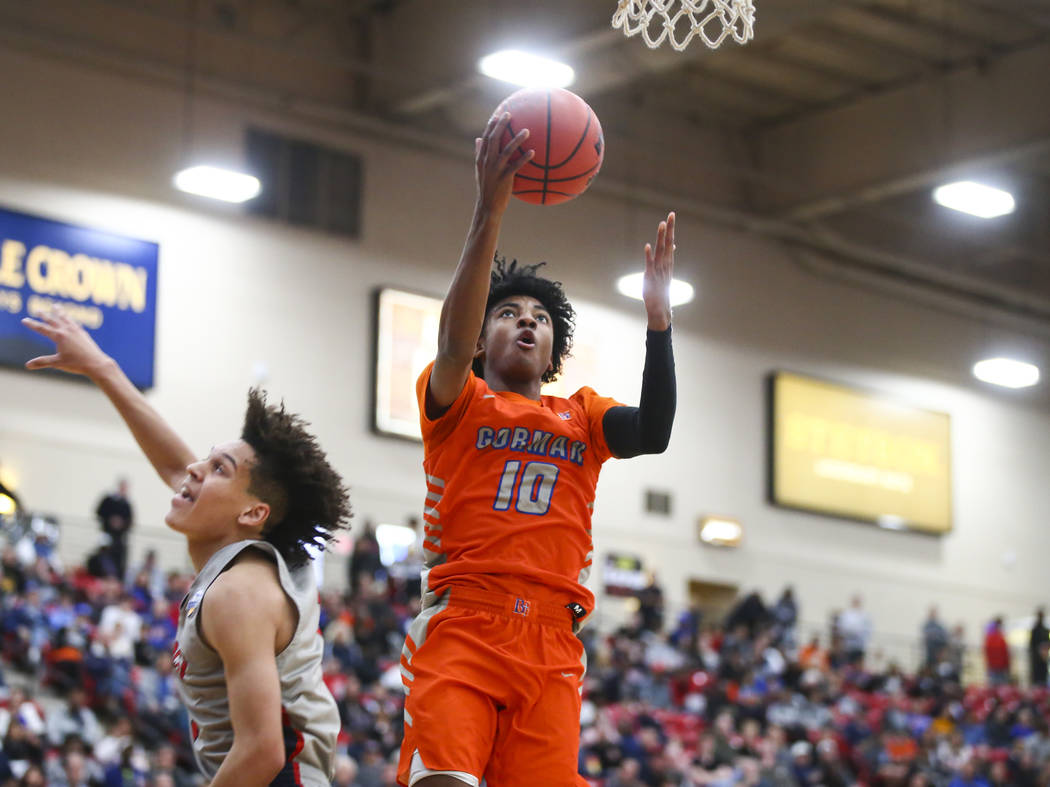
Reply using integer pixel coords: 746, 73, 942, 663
200, 567, 291, 787
416, 362, 478, 447
427, 354, 472, 419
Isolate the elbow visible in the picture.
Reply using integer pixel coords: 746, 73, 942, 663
639, 421, 674, 455
247, 738, 287, 781
641, 435, 671, 455
262, 748, 287, 781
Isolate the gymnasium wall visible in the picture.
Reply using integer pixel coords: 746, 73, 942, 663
1, 45, 1048, 652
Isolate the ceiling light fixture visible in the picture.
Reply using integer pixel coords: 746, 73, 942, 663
616, 272, 694, 307
478, 50, 575, 88
173, 165, 262, 203
972, 358, 1040, 389
932, 181, 1015, 219
171, 5, 262, 205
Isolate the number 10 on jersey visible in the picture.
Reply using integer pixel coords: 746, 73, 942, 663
494, 460, 560, 515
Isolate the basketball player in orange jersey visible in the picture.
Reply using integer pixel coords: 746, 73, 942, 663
21, 310, 349, 787
398, 111, 676, 787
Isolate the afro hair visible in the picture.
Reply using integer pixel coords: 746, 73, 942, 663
472, 255, 575, 384
240, 388, 351, 568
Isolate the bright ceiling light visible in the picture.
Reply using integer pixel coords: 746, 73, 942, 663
478, 50, 575, 88
972, 358, 1040, 389
0, 493, 16, 517
932, 181, 1015, 218
616, 272, 694, 307
173, 165, 261, 203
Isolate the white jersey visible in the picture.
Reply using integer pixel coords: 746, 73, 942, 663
172, 540, 338, 785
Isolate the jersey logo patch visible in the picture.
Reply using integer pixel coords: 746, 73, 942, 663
566, 602, 587, 620
185, 589, 204, 620
513, 598, 530, 616
557, 411, 572, 420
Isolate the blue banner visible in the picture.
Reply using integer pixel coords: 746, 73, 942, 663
0, 206, 159, 389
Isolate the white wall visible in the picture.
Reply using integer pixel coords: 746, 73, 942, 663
1, 45, 1048, 656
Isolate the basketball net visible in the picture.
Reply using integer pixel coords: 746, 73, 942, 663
612, 0, 755, 51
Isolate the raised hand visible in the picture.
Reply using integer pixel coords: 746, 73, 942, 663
642, 211, 675, 331
22, 308, 114, 379
475, 111, 534, 216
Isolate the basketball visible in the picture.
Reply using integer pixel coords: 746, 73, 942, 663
494, 87, 605, 206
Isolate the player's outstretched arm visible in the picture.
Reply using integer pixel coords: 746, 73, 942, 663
200, 557, 291, 787
427, 112, 534, 415
21, 310, 195, 491
603, 213, 678, 458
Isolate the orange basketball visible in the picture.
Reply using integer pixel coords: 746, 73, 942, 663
494, 87, 605, 206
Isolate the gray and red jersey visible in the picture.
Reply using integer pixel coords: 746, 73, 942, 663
173, 540, 338, 786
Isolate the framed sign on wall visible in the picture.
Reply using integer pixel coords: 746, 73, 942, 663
768, 372, 952, 534
0, 206, 159, 389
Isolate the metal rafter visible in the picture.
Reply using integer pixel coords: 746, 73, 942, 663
759, 30, 1050, 129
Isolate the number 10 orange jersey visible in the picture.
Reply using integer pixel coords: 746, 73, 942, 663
415, 362, 623, 618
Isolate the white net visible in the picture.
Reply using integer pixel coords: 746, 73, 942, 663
612, 0, 756, 51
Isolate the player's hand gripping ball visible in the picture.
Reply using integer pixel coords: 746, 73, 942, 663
493, 87, 605, 205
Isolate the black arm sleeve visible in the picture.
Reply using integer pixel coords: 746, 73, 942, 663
602, 327, 676, 458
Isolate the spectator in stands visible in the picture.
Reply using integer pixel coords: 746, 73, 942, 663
0, 545, 27, 595
46, 687, 102, 749
984, 616, 1011, 686
948, 759, 990, 787
126, 547, 165, 600
149, 743, 196, 787
938, 730, 973, 774
725, 590, 768, 638
97, 594, 142, 659
798, 634, 828, 672
332, 753, 359, 787
48, 746, 96, 787
348, 521, 382, 594
789, 740, 821, 784
638, 577, 665, 633
922, 606, 949, 668
3, 717, 45, 774
771, 586, 798, 648
93, 715, 133, 772
949, 622, 967, 677
838, 594, 872, 665
815, 737, 853, 786
607, 757, 646, 787
17, 764, 46, 787
94, 478, 134, 580
1029, 607, 1048, 687
95, 593, 142, 710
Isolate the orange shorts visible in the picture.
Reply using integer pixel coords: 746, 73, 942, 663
397, 587, 588, 787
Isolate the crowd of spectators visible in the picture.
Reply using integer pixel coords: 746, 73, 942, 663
576, 589, 1050, 786
0, 525, 199, 787
1, 513, 1049, 786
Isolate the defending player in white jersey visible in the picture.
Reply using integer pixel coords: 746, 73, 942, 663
23, 310, 350, 787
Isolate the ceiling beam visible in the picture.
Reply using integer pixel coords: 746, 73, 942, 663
757, 42, 1050, 213
66, 0, 414, 85
780, 138, 1050, 222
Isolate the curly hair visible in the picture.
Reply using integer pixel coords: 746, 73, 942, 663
472, 255, 575, 384
240, 389, 351, 568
